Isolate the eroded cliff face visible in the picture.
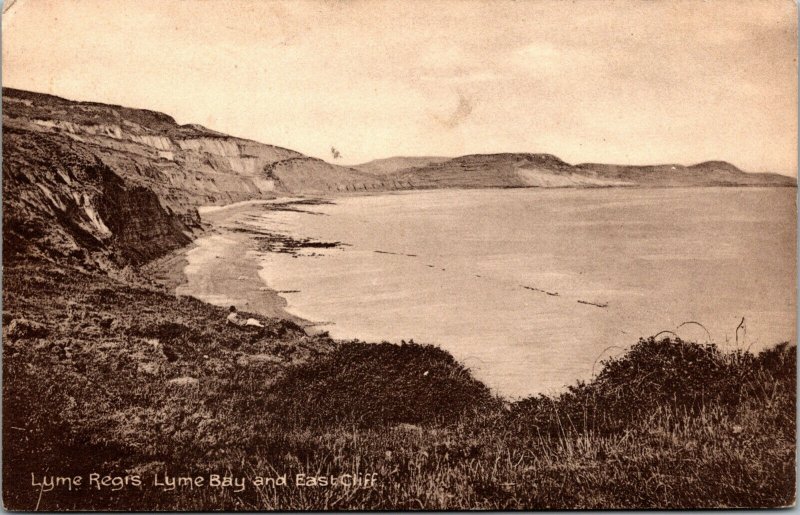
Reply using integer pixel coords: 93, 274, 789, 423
2, 88, 320, 266
3, 127, 192, 266
2, 88, 403, 265
3, 89, 306, 209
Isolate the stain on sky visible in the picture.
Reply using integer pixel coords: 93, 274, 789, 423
437, 93, 474, 129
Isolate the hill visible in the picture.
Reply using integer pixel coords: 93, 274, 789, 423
264, 157, 390, 193
387, 153, 630, 188
384, 153, 795, 189
575, 160, 796, 187
353, 156, 451, 175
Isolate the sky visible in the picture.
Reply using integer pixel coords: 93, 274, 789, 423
2, 0, 797, 175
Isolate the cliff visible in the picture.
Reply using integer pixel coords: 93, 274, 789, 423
2, 127, 190, 266
1, 88, 387, 265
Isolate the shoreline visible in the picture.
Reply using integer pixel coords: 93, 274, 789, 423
150, 186, 797, 394
145, 199, 315, 329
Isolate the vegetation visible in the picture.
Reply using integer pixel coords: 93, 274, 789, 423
2, 258, 795, 510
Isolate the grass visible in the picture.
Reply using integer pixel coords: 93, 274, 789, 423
2, 259, 796, 510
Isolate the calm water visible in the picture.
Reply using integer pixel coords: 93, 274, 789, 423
248, 188, 795, 398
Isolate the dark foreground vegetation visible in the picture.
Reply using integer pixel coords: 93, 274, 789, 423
3, 259, 795, 510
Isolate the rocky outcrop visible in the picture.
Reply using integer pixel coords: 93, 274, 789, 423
3, 88, 308, 211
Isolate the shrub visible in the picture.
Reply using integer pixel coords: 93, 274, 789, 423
264, 341, 498, 427
510, 337, 796, 435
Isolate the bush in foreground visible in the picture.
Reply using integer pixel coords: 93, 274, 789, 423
510, 337, 796, 436
264, 341, 499, 428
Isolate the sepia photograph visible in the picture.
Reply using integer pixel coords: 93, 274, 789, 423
1, 0, 797, 510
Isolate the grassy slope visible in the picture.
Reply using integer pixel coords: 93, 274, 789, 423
2, 255, 795, 510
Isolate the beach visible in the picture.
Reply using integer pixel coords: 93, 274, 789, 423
159, 199, 337, 329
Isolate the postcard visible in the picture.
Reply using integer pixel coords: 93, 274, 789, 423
2, 0, 796, 510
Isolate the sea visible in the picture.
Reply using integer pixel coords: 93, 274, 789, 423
213, 187, 796, 398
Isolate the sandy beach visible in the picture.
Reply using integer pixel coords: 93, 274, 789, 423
154, 199, 332, 328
